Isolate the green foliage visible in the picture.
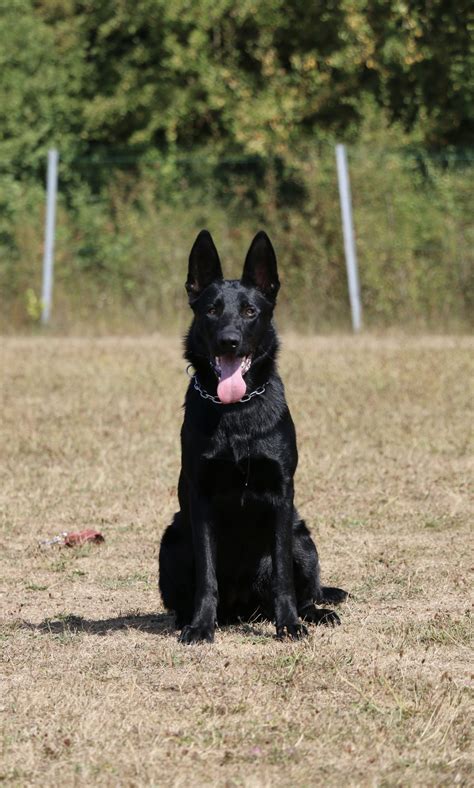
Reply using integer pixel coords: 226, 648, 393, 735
0, 1, 471, 330
350, 148, 473, 325
1, 0, 471, 180
1, 143, 471, 331
0, 0, 85, 177
364, 0, 474, 146
25, 288, 42, 321
31, 0, 368, 158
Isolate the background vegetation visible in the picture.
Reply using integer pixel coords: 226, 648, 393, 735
1, 0, 472, 330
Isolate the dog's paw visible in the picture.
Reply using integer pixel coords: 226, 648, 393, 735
300, 606, 341, 627
275, 623, 308, 641
318, 586, 349, 606
178, 623, 215, 645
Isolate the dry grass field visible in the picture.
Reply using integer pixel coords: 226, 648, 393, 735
1, 334, 472, 787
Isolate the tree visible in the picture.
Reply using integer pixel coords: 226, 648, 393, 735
365, 0, 473, 145
0, 0, 85, 178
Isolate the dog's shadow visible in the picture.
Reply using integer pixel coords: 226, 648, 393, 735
22, 613, 273, 640
23, 612, 175, 637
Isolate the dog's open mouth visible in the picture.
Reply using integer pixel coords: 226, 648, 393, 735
214, 355, 251, 404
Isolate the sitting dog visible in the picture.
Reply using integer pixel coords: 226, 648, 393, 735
159, 230, 348, 643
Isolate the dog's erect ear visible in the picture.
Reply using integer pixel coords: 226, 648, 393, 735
241, 231, 280, 300
186, 230, 223, 301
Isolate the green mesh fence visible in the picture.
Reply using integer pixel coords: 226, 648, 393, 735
0, 147, 472, 331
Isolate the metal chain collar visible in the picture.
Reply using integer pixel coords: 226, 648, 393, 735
190, 373, 268, 405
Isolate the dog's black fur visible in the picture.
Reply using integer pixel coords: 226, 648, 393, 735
159, 230, 348, 643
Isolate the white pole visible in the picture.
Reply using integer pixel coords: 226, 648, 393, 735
335, 143, 362, 332
41, 148, 59, 325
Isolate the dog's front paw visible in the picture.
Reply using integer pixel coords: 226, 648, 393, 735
275, 622, 308, 640
300, 605, 341, 627
178, 623, 215, 645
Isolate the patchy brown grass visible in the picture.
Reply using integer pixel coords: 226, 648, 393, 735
0, 334, 472, 787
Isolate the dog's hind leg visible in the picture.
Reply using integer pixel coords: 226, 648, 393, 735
292, 516, 347, 626
159, 513, 195, 629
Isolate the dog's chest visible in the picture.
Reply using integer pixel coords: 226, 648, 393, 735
200, 435, 283, 501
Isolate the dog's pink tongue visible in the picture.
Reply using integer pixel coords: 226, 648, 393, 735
217, 356, 246, 404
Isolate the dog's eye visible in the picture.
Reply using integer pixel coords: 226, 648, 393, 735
207, 306, 217, 316
243, 306, 257, 318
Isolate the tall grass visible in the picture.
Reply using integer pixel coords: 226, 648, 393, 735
1, 147, 472, 333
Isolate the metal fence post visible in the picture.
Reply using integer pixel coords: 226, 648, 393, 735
41, 148, 59, 325
335, 143, 362, 332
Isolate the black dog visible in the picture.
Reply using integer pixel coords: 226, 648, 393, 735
159, 230, 347, 643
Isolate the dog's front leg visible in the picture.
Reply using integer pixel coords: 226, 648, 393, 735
179, 495, 218, 644
273, 494, 308, 640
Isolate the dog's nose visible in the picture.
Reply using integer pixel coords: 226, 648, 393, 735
217, 330, 241, 354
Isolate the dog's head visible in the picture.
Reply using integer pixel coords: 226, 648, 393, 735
185, 230, 280, 404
